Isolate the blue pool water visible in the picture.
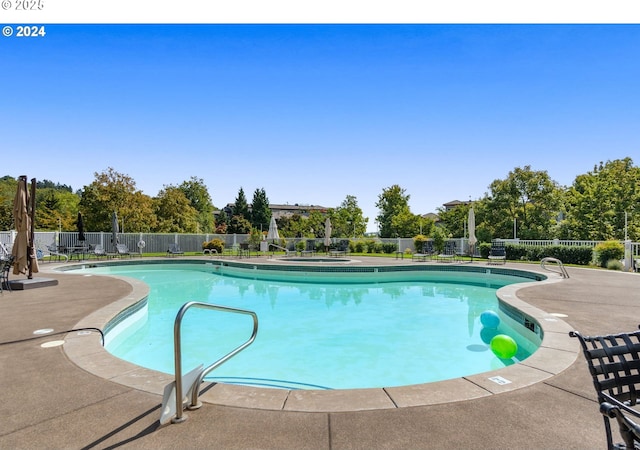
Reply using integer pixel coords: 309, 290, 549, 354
79, 263, 541, 390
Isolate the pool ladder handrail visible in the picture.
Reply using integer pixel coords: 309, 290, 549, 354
172, 301, 258, 424
268, 243, 295, 256
540, 257, 570, 279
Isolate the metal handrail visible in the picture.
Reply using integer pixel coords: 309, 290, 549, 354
268, 243, 297, 256
172, 301, 258, 424
540, 257, 570, 279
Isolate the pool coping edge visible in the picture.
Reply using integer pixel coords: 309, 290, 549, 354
63, 260, 578, 413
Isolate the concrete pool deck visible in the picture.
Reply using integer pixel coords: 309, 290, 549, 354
1, 256, 639, 449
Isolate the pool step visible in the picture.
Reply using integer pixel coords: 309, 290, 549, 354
205, 376, 332, 390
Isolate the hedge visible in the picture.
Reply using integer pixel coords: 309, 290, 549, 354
503, 244, 593, 265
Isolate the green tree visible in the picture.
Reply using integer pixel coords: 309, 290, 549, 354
390, 209, 422, 238
481, 166, 562, 240
35, 188, 80, 231
2, 176, 81, 231
127, 191, 157, 232
307, 210, 329, 238
227, 215, 252, 234
233, 187, 250, 221
436, 204, 470, 238
251, 188, 271, 232
375, 185, 412, 238
79, 167, 155, 232
178, 176, 215, 233
36, 179, 73, 192
215, 210, 229, 233
416, 215, 436, 238
332, 195, 368, 238
154, 186, 198, 232
564, 158, 640, 240
0, 176, 18, 230
277, 213, 309, 238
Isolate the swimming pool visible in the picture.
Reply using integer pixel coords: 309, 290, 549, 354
71, 261, 544, 390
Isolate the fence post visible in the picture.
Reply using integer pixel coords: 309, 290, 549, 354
625, 240, 632, 271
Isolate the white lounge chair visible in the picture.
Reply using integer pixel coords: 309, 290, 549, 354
167, 243, 184, 256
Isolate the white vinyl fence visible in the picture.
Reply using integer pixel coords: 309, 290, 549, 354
0, 231, 638, 268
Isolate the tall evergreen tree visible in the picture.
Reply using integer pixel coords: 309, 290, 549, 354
251, 188, 271, 232
233, 187, 250, 221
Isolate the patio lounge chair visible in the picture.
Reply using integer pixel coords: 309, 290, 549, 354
116, 244, 132, 258
167, 243, 184, 257
329, 240, 350, 257
92, 244, 108, 259
570, 328, 640, 450
437, 241, 457, 262
488, 240, 506, 264
300, 240, 316, 256
412, 241, 434, 262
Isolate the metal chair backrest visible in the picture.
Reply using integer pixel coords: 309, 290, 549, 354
570, 328, 640, 449
490, 241, 506, 256
571, 330, 640, 405
443, 240, 456, 255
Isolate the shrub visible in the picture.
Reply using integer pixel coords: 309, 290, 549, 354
479, 242, 491, 259
431, 228, 447, 254
363, 239, 378, 253
606, 259, 624, 271
202, 238, 224, 253
296, 240, 306, 252
501, 244, 594, 265
594, 240, 624, 268
353, 241, 365, 253
381, 242, 397, 254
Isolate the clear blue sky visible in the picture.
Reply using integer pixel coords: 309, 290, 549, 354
2, 25, 639, 231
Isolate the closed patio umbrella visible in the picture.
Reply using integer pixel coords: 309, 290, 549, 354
111, 211, 119, 252
324, 218, 332, 252
12, 176, 39, 277
468, 207, 477, 258
266, 216, 279, 241
77, 212, 86, 242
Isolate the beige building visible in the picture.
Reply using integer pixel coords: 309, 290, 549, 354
217, 203, 329, 219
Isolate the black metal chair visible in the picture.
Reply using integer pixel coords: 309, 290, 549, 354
488, 240, 507, 264
437, 241, 457, 262
1, 255, 15, 292
570, 328, 640, 450
412, 240, 434, 261
329, 240, 350, 257
238, 242, 252, 258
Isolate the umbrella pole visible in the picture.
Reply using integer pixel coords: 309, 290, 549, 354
27, 178, 36, 279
